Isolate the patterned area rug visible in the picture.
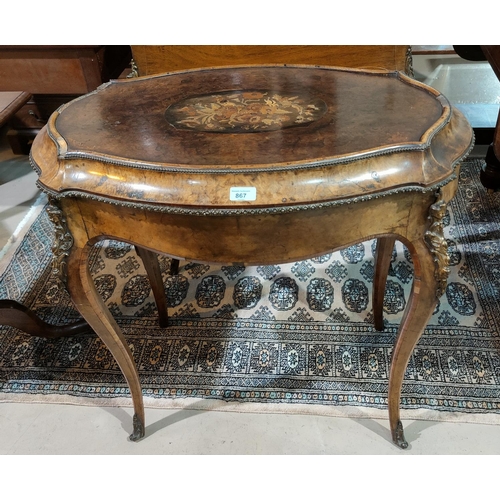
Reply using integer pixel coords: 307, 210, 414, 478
1, 158, 500, 424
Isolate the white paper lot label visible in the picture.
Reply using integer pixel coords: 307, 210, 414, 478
229, 187, 257, 201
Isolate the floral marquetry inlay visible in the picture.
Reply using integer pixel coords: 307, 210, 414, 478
165, 90, 328, 132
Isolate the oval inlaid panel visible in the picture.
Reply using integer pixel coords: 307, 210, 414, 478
165, 90, 328, 133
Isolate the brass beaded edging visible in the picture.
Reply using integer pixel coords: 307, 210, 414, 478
32, 175, 456, 217
55, 140, 449, 175
29, 130, 475, 217
48, 112, 453, 176
34, 103, 457, 177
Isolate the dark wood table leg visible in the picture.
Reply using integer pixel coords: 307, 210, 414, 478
135, 246, 180, 328
479, 46, 500, 192
170, 257, 180, 275
480, 110, 500, 191
0, 299, 90, 338
134, 245, 169, 328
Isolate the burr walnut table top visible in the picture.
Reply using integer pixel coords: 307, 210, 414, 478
32, 65, 472, 212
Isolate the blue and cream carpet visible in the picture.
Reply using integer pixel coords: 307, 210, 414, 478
1, 158, 500, 424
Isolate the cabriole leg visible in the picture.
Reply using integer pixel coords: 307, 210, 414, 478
388, 192, 450, 449
67, 242, 146, 441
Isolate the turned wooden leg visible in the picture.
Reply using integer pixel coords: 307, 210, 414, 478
135, 245, 169, 328
373, 236, 396, 332
67, 242, 145, 441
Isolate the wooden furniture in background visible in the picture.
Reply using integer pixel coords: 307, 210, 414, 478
0, 47, 130, 335
453, 45, 500, 191
0, 300, 89, 339
0, 45, 131, 154
30, 64, 473, 448
479, 46, 500, 191
131, 45, 412, 76
0, 91, 31, 128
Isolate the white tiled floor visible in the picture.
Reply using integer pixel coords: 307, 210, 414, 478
413, 53, 500, 129
1, 64, 500, 455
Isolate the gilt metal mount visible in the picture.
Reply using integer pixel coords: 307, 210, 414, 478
46, 197, 74, 285
424, 190, 450, 298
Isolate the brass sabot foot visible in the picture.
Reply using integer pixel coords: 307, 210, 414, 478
129, 413, 145, 442
392, 420, 408, 449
